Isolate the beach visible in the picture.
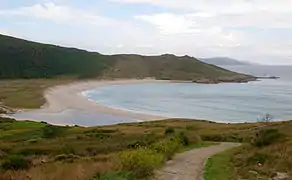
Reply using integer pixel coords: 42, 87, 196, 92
30, 79, 169, 123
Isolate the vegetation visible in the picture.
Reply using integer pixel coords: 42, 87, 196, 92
0, 34, 253, 82
0, 79, 74, 109
117, 148, 164, 178
205, 121, 292, 180
1, 115, 292, 180
204, 148, 237, 180
1, 155, 32, 170
252, 128, 283, 147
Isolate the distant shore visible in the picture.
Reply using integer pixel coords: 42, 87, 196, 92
22, 79, 170, 122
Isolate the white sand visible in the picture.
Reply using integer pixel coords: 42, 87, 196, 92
35, 79, 170, 121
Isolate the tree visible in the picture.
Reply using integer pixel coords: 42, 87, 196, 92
257, 114, 274, 124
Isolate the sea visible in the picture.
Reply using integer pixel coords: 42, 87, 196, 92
11, 65, 292, 126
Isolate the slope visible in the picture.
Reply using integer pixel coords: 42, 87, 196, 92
0, 34, 255, 83
200, 57, 251, 66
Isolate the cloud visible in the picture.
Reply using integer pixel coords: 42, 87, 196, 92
1, 1, 292, 64
111, 0, 292, 14
0, 2, 119, 26
135, 13, 200, 34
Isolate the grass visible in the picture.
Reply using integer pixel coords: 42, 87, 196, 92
204, 147, 237, 180
94, 171, 135, 180
204, 124, 292, 180
1, 116, 264, 180
180, 141, 219, 152
0, 117, 292, 180
0, 79, 74, 109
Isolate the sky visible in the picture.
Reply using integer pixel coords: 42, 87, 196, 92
0, 0, 292, 65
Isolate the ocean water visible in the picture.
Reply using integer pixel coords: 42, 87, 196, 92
83, 65, 292, 123
11, 65, 292, 126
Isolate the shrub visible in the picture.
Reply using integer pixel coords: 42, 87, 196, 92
117, 148, 164, 178
247, 152, 270, 165
0, 150, 7, 159
85, 129, 118, 134
42, 125, 64, 138
59, 144, 76, 154
201, 134, 226, 142
164, 127, 175, 136
177, 132, 190, 146
150, 137, 182, 160
185, 125, 198, 131
1, 155, 32, 170
127, 134, 158, 149
94, 171, 135, 180
54, 154, 80, 162
253, 129, 283, 147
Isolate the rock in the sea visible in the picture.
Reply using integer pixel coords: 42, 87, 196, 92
0, 104, 18, 114
192, 78, 218, 84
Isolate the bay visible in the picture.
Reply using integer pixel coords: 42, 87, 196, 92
84, 65, 292, 123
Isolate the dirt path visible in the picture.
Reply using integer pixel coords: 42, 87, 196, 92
154, 142, 240, 180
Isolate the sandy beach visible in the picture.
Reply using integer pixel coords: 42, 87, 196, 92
22, 79, 169, 124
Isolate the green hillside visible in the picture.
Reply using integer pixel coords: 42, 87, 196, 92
0, 34, 254, 82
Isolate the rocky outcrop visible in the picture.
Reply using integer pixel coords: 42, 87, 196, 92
192, 76, 257, 84
0, 104, 18, 114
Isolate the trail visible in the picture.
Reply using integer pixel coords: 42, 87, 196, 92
154, 142, 240, 180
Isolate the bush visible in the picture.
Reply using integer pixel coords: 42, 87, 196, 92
42, 125, 64, 138
117, 148, 164, 178
59, 144, 76, 154
1, 155, 32, 170
247, 152, 270, 165
201, 134, 226, 142
94, 171, 135, 180
54, 154, 80, 163
164, 127, 175, 136
127, 134, 158, 149
150, 137, 182, 160
177, 132, 190, 146
185, 125, 198, 131
253, 129, 283, 147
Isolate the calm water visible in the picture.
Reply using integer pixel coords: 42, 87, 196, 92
84, 65, 292, 123
11, 65, 292, 126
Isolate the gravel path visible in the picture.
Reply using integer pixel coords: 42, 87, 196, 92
154, 142, 240, 180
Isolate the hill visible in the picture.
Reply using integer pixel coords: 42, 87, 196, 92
199, 57, 251, 66
0, 34, 255, 83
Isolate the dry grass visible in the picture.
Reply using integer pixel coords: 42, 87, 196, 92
0, 161, 113, 180
205, 121, 292, 180
1, 118, 292, 179
0, 79, 74, 109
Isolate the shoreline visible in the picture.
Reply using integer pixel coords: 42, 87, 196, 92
11, 79, 171, 124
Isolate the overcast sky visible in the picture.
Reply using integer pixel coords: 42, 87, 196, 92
0, 0, 292, 65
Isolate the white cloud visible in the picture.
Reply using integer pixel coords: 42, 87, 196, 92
135, 13, 200, 35
1, 1, 292, 64
0, 2, 119, 26
111, 0, 292, 14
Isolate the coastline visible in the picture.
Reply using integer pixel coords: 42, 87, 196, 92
12, 79, 171, 124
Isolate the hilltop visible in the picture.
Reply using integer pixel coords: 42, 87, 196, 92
200, 57, 252, 66
0, 34, 255, 83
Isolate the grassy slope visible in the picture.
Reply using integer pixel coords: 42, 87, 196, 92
204, 148, 237, 180
1, 116, 292, 180
0, 79, 75, 109
0, 34, 253, 82
204, 121, 292, 180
